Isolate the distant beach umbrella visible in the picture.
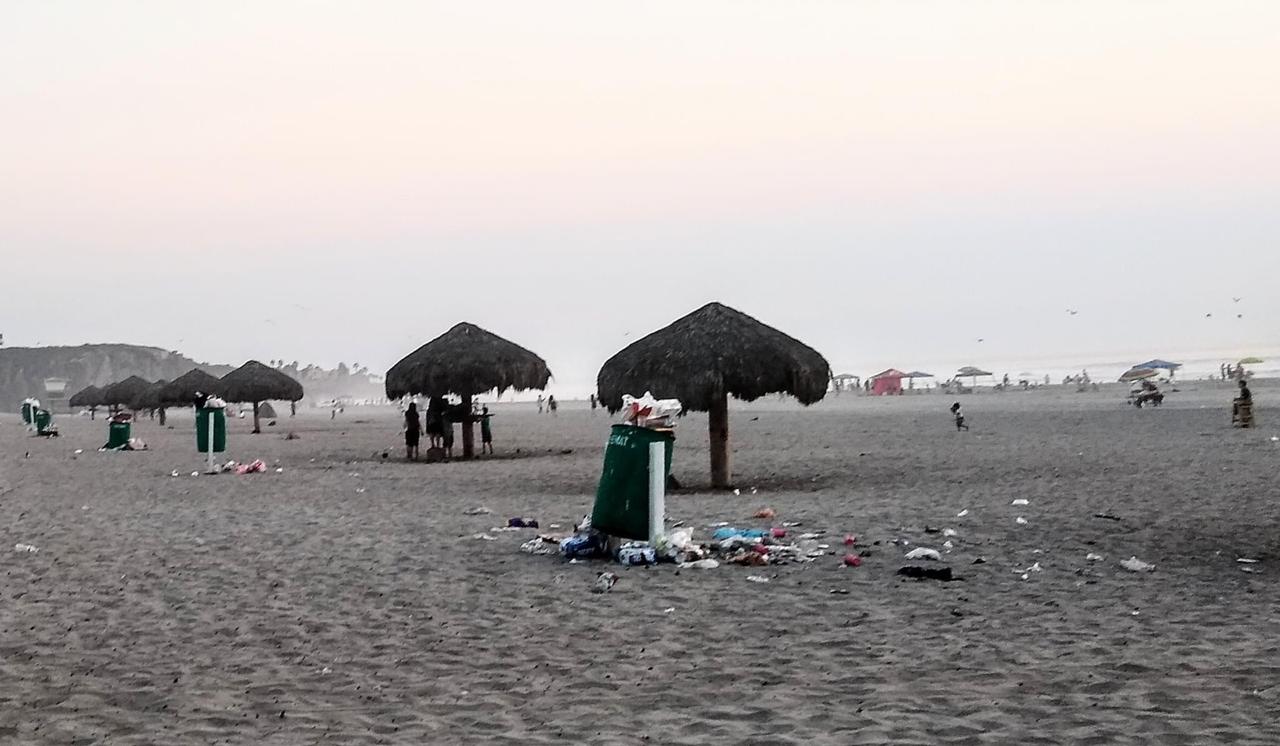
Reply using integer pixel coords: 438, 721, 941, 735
596, 302, 830, 489
99, 376, 153, 410
385, 322, 551, 459
905, 371, 934, 379
160, 368, 224, 406
1119, 367, 1158, 382
1133, 359, 1181, 372
69, 385, 102, 408
1238, 356, 1264, 365
219, 361, 304, 434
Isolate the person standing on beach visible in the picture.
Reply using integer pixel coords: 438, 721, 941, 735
537, 395, 544, 414
480, 406, 494, 455
548, 395, 558, 416
426, 397, 445, 449
950, 402, 970, 431
442, 407, 455, 460
589, 393, 597, 414
404, 402, 422, 461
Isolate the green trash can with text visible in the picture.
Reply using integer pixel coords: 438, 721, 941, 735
591, 424, 674, 541
196, 407, 227, 454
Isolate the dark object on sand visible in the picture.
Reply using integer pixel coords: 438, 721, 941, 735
219, 361, 304, 434
898, 566, 956, 581
1093, 513, 1123, 522
385, 323, 551, 460
596, 302, 830, 489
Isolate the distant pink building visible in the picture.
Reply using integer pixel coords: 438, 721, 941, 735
870, 369, 907, 396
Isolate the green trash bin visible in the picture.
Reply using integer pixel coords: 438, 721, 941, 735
34, 409, 53, 435
21, 401, 36, 425
591, 424, 674, 541
196, 407, 227, 454
106, 421, 132, 449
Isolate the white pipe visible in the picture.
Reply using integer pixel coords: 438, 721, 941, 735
648, 440, 665, 544
207, 410, 215, 473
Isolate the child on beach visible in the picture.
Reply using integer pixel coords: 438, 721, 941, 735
950, 402, 969, 431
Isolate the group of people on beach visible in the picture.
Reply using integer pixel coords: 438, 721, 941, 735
402, 398, 493, 461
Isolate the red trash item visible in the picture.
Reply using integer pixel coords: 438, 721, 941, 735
843, 554, 862, 567
770, 527, 787, 539
843, 534, 856, 546
753, 508, 777, 520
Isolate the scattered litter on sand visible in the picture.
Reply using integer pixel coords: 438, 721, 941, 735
1237, 558, 1259, 564
1093, 513, 1122, 522
943, 528, 958, 537
680, 559, 720, 570
1086, 553, 1105, 562
752, 507, 776, 520
470, 533, 497, 542
1120, 556, 1155, 572
663, 607, 676, 614
904, 548, 942, 561
1011, 499, 1029, 506
746, 575, 770, 583
956, 509, 969, 518
464, 506, 492, 515
14, 543, 39, 553
1015, 516, 1028, 525
592, 573, 619, 594
843, 554, 862, 568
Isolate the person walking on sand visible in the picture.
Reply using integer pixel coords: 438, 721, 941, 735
403, 402, 422, 461
950, 402, 970, 431
480, 405, 494, 455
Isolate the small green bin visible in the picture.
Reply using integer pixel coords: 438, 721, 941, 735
196, 407, 227, 453
21, 401, 35, 425
34, 409, 53, 435
106, 421, 132, 449
591, 424, 674, 541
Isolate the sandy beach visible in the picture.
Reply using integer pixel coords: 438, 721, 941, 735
3, 381, 1278, 744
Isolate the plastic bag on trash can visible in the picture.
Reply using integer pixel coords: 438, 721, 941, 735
619, 392, 683, 428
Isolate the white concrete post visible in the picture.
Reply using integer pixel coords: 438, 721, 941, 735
648, 441, 666, 544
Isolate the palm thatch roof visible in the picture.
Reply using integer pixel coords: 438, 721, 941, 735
160, 368, 224, 405
219, 361, 304, 404
99, 376, 153, 407
384, 322, 551, 400
596, 302, 831, 412
130, 380, 169, 411
69, 385, 102, 408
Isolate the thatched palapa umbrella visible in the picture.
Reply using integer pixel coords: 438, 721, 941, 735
385, 322, 551, 459
130, 380, 170, 425
219, 361, 304, 434
99, 376, 153, 412
160, 368, 224, 407
69, 385, 102, 408
597, 302, 830, 489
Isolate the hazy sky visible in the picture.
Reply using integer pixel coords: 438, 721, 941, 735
3, 1, 1278, 392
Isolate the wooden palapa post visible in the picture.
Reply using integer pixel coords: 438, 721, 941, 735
709, 389, 731, 489
460, 394, 476, 459
252, 401, 261, 434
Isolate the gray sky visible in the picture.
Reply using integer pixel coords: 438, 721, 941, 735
3, 1, 1278, 394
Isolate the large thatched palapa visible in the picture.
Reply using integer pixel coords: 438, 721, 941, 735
68, 385, 102, 409
98, 376, 154, 411
385, 322, 551, 459
129, 380, 170, 425
219, 361, 304, 434
597, 302, 830, 489
160, 368, 224, 406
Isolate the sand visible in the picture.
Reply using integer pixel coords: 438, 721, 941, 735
2, 381, 1278, 744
